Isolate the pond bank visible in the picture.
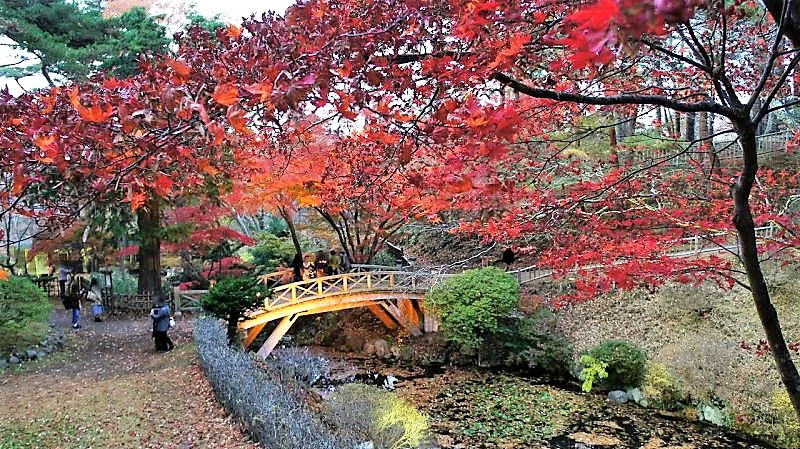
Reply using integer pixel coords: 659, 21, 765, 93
306, 346, 780, 449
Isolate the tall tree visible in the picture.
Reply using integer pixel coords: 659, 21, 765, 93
0, 0, 167, 83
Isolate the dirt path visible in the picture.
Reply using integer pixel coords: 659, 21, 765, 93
0, 310, 258, 449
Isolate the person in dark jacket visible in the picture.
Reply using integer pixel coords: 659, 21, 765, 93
150, 297, 174, 351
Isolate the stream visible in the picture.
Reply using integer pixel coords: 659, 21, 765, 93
304, 347, 779, 449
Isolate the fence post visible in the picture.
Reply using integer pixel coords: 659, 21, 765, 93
173, 287, 182, 316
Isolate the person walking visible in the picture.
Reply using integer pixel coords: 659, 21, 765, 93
87, 278, 104, 322
150, 297, 174, 352
64, 282, 82, 329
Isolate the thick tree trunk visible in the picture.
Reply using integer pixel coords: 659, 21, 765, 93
734, 119, 800, 418
137, 198, 161, 295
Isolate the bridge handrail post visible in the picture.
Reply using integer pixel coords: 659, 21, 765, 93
389, 272, 395, 288
318, 278, 323, 295
343, 274, 348, 292
291, 285, 297, 304
367, 273, 372, 288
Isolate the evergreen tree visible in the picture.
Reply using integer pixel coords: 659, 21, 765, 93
0, 0, 168, 84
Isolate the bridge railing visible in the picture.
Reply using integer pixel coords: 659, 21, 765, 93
620, 131, 791, 167
508, 224, 782, 285
266, 271, 447, 310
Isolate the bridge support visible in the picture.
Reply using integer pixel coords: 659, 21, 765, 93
367, 304, 399, 330
256, 314, 299, 358
380, 300, 422, 337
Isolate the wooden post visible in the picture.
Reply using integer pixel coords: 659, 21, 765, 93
380, 300, 422, 337
242, 322, 268, 348
367, 304, 399, 329
256, 314, 298, 358
173, 287, 182, 316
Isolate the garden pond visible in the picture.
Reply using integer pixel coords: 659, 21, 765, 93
308, 349, 780, 449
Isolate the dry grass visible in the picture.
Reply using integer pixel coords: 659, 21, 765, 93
558, 268, 800, 444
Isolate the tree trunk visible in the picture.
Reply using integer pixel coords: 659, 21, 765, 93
137, 198, 161, 295
674, 113, 682, 138
227, 311, 240, 345
278, 206, 303, 255
684, 112, 696, 141
734, 119, 800, 418
655, 107, 663, 134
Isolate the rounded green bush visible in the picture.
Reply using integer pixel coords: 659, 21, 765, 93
586, 339, 647, 390
0, 276, 52, 354
425, 267, 519, 350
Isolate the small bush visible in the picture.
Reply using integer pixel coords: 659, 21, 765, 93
586, 339, 647, 390
324, 383, 429, 449
579, 355, 608, 393
643, 362, 685, 410
194, 318, 348, 449
202, 276, 267, 344
0, 276, 51, 355
500, 309, 574, 376
425, 267, 519, 350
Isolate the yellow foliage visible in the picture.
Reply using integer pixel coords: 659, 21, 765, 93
770, 390, 800, 448
375, 394, 429, 449
643, 362, 684, 410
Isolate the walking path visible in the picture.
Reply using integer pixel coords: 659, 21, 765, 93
0, 309, 256, 449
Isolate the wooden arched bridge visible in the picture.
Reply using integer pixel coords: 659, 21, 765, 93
239, 270, 446, 357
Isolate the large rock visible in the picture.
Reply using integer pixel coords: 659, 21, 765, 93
607, 390, 628, 404
343, 334, 365, 352
7, 355, 20, 365
25, 349, 39, 360
372, 339, 391, 358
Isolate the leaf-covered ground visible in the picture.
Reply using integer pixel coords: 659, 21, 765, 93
0, 310, 257, 449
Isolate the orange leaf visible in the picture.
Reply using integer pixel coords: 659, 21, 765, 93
245, 81, 273, 102
198, 159, 220, 176
212, 84, 240, 106
226, 24, 242, 38
130, 192, 148, 211
0, 268, 8, 281
226, 105, 248, 131
167, 58, 191, 81
68, 87, 114, 123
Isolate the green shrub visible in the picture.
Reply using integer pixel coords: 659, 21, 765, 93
249, 234, 295, 270
643, 362, 685, 410
586, 339, 647, 390
324, 383, 429, 449
425, 267, 519, 350
578, 355, 608, 393
0, 276, 52, 354
111, 269, 138, 295
202, 276, 267, 345
372, 249, 397, 266
500, 309, 574, 376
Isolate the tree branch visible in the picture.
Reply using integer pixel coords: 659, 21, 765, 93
491, 72, 734, 117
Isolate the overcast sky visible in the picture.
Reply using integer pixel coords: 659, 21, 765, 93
0, 0, 296, 95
